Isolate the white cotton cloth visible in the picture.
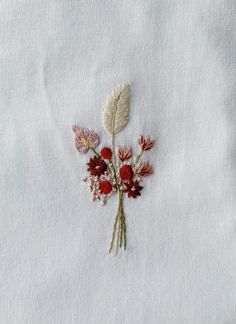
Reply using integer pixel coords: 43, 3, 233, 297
1, 1, 236, 323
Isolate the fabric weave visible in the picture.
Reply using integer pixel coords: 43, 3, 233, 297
1, 1, 236, 323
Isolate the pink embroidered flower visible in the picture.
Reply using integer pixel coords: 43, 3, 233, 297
136, 161, 153, 177
118, 147, 132, 161
72, 126, 100, 153
138, 135, 154, 151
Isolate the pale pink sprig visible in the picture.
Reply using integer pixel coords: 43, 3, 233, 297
72, 126, 100, 153
83, 174, 114, 206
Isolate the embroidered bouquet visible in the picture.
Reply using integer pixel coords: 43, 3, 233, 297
72, 84, 154, 255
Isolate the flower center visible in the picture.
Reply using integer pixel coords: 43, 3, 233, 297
81, 138, 90, 147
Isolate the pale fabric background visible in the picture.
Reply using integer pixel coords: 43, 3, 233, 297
1, 1, 236, 323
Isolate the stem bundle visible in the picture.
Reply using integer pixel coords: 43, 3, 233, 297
109, 188, 126, 255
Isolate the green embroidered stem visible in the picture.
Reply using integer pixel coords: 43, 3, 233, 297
119, 213, 123, 248
111, 132, 118, 184
119, 191, 124, 248
109, 131, 128, 254
91, 147, 100, 157
110, 161, 118, 186
109, 188, 126, 254
115, 211, 121, 255
109, 205, 120, 254
112, 132, 116, 164
133, 150, 143, 170
123, 212, 127, 250
119, 192, 126, 250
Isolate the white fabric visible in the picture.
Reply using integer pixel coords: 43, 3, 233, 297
1, 1, 236, 323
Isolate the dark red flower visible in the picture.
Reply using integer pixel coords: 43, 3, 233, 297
87, 156, 107, 176
119, 164, 133, 181
100, 147, 112, 160
124, 180, 143, 198
100, 180, 112, 195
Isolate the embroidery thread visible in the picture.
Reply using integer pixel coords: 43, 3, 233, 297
72, 84, 154, 255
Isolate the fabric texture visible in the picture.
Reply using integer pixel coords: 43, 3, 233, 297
1, 1, 236, 323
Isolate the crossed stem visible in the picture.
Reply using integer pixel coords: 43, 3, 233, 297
91, 136, 127, 255
109, 132, 127, 255
109, 188, 126, 255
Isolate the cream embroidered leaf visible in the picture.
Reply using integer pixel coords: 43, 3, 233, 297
102, 84, 130, 134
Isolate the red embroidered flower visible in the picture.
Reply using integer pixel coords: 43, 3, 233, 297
119, 164, 133, 181
138, 135, 154, 151
124, 180, 143, 198
100, 147, 112, 160
118, 147, 132, 161
72, 126, 100, 153
136, 161, 153, 176
100, 180, 113, 195
87, 156, 107, 176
